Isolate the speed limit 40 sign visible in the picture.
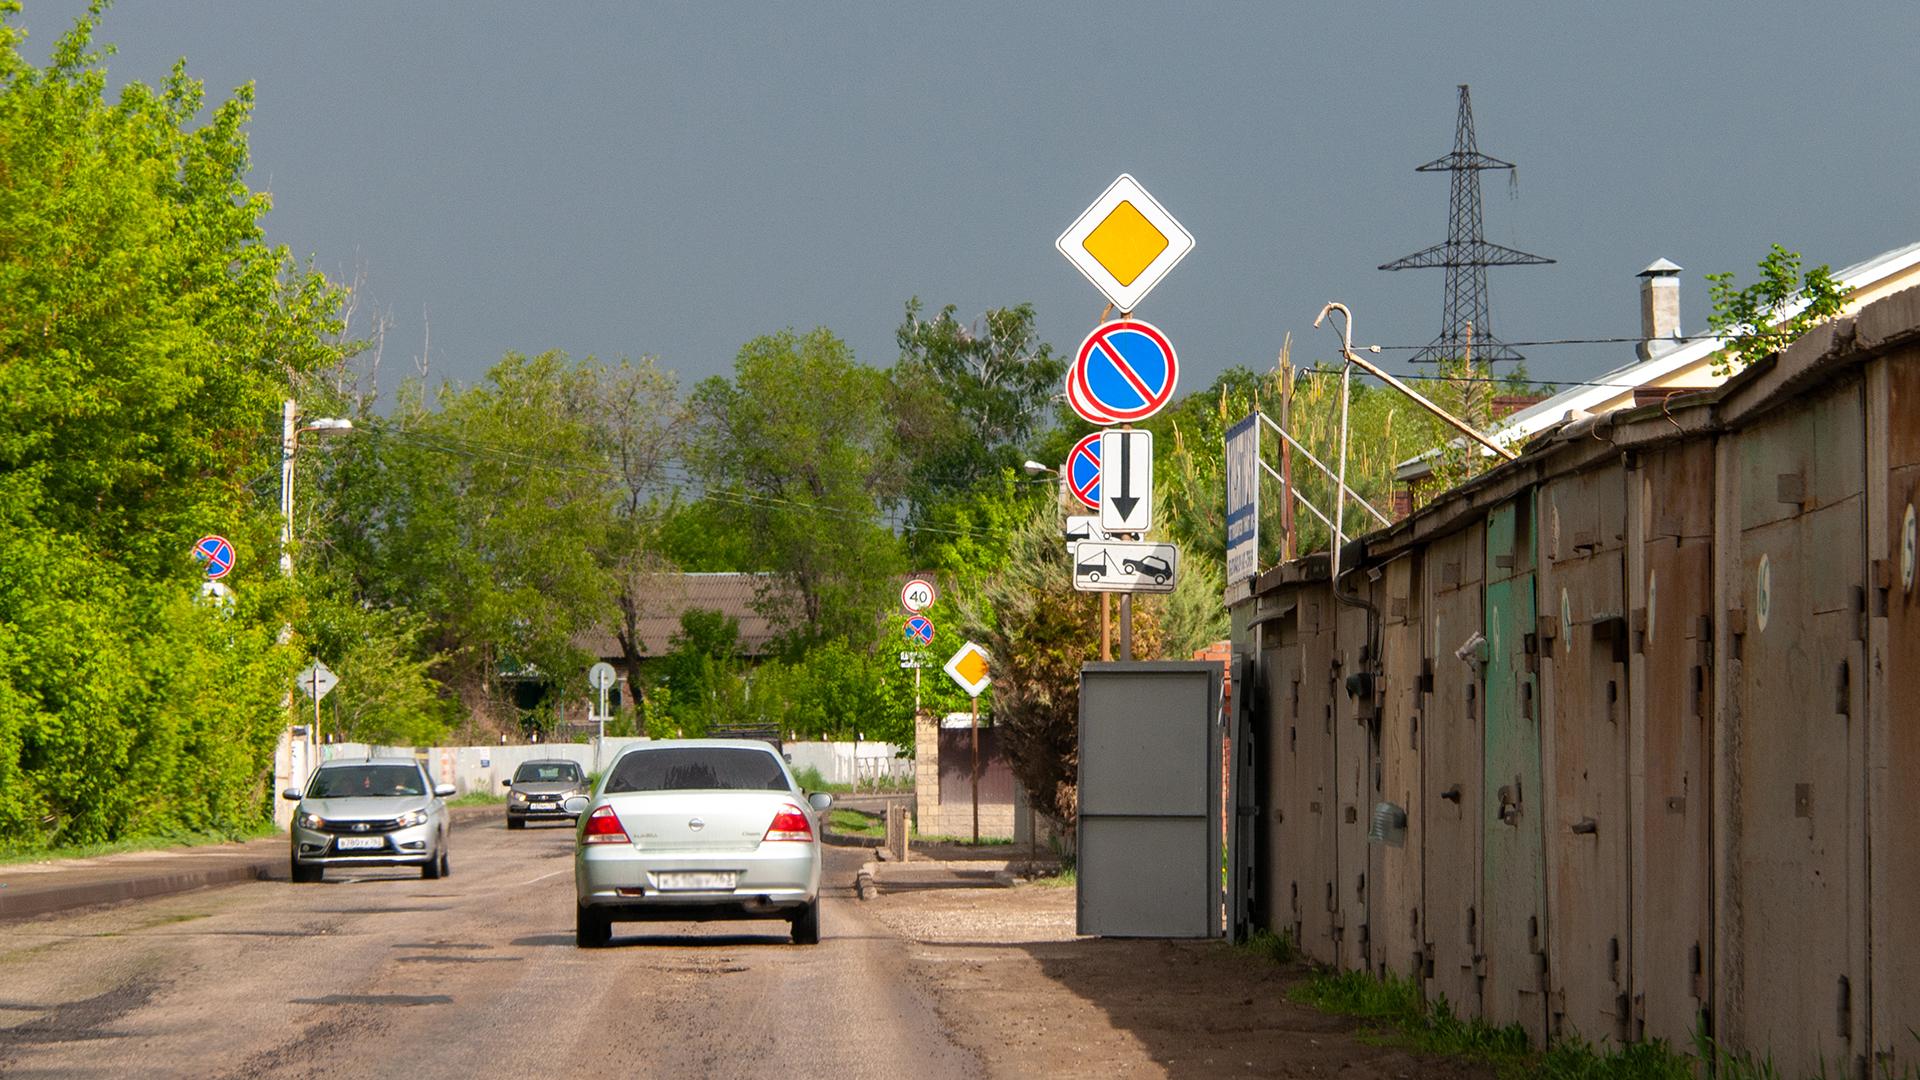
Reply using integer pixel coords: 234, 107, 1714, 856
901, 578, 936, 614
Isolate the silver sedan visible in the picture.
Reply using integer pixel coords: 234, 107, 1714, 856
284, 758, 455, 882
569, 740, 831, 947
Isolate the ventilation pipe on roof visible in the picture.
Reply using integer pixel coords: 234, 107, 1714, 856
1637, 258, 1683, 360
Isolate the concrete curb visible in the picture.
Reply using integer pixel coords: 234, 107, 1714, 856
0, 802, 504, 923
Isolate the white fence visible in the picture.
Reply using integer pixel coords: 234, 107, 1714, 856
306, 737, 910, 797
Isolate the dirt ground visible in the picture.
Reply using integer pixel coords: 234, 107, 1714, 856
864, 877, 1494, 1080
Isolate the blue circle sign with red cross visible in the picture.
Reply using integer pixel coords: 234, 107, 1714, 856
192, 535, 235, 580
1067, 432, 1102, 509
905, 615, 935, 645
1071, 318, 1179, 424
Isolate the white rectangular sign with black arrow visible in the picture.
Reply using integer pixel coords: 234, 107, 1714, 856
1098, 429, 1152, 533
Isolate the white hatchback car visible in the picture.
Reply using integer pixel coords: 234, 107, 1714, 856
569, 740, 831, 947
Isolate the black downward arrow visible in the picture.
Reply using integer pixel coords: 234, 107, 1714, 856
1110, 433, 1139, 522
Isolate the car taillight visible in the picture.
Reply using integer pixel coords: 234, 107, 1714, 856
582, 805, 629, 845
763, 805, 813, 842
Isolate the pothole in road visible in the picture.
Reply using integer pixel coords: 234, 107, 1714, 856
395, 955, 523, 964
391, 941, 491, 950
312, 907, 451, 915
0, 974, 167, 1048
290, 994, 452, 1007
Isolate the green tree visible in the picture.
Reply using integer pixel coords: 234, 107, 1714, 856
0, 6, 346, 849
588, 357, 687, 693
318, 352, 615, 737
687, 329, 907, 650
1706, 243, 1847, 374
954, 497, 1169, 828
891, 300, 1063, 553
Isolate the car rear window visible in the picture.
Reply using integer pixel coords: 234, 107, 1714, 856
604, 748, 790, 793
513, 762, 582, 783
308, 764, 426, 798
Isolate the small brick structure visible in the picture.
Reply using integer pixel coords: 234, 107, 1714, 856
914, 710, 1017, 838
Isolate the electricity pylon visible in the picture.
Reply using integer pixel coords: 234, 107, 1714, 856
1381, 85, 1553, 364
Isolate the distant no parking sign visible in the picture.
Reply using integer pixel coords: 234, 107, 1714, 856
1067, 432, 1102, 509
192, 535, 235, 580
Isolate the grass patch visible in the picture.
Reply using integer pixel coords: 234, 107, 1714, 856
0, 822, 278, 867
1236, 928, 1298, 964
1286, 968, 1706, 1079
446, 791, 506, 807
827, 809, 885, 838
1029, 865, 1076, 888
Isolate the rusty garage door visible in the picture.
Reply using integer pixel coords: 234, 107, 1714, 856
1483, 493, 1548, 1042
1869, 355, 1920, 1067
1333, 591, 1374, 972
1722, 379, 1868, 1074
1538, 466, 1631, 1043
1421, 523, 1486, 1017
1371, 556, 1424, 981
1629, 440, 1714, 1047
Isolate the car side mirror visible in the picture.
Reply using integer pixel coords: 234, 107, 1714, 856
502, 778, 513, 787
281, 788, 304, 801
434, 784, 456, 797
562, 795, 590, 816
807, 791, 833, 813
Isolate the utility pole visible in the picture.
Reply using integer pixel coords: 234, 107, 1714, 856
1278, 337, 1295, 562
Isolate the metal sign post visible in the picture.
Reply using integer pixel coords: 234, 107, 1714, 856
1056, 174, 1192, 671
587, 662, 617, 756
942, 642, 992, 845
296, 661, 338, 745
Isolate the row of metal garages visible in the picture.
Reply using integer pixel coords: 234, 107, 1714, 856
1227, 287, 1919, 1075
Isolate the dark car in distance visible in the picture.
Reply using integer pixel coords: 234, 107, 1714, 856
504, 758, 588, 829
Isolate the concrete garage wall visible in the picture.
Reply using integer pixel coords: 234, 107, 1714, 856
1230, 286, 1920, 1074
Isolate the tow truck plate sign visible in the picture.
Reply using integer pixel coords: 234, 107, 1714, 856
1070, 540, 1179, 594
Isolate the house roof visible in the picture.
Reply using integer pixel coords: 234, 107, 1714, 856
575, 572, 791, 661
1398, 238, 1920, 477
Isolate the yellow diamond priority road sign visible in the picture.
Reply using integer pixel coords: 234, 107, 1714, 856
942, 641, 992, 698
1056, 174, 1194, 312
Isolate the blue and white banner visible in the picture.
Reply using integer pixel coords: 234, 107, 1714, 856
1224, 414, 1259, 586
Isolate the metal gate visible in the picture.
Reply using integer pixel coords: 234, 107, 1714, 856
1078, 660, 1224, 938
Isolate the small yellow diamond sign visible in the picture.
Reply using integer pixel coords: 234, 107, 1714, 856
1083, 201, 1168, 287
943, 641, 992, 698
1057, 174, 1194, 312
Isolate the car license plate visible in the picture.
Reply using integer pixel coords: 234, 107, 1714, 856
336, 836, 385, 851
656, 871, 736, 891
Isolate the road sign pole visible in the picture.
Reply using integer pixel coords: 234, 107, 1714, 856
314, 676, 322, 746
1120, 593, 1133, 661
1100, 593, 1111, 661
970, 693, 980, 845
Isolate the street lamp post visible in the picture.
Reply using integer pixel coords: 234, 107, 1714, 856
280, 400, 353, 578
275, 399, 353, 826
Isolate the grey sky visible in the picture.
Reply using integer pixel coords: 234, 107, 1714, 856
19, 2, 1920, 402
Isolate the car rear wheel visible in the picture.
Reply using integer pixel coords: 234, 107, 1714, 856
290, 861, 323, 884
790, 900, 821, 945
576, 903, 612, 948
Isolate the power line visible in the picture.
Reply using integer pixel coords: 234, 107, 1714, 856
346, 423, 1048, 543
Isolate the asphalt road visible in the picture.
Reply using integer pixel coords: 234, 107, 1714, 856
0, 814, 980, 1079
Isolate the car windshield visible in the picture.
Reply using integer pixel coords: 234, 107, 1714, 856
605, 748, 790, 794
513, 762, 582, 784
308, 765, 426, 799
